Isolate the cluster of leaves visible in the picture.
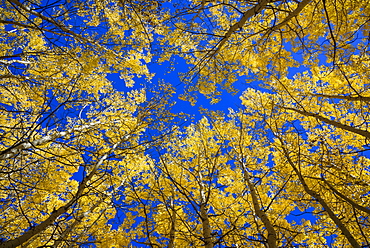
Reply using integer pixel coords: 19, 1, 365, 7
1, 0, 370, 247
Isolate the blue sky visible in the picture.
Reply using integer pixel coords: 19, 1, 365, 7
3, 0, 369, 246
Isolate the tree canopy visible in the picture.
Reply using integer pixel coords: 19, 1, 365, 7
1, 0, 370, 247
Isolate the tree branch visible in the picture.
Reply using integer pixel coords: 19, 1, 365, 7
0, 142, 120, 248
280, 105, 370, 139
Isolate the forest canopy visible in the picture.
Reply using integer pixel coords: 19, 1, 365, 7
1, 0, 370, 247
